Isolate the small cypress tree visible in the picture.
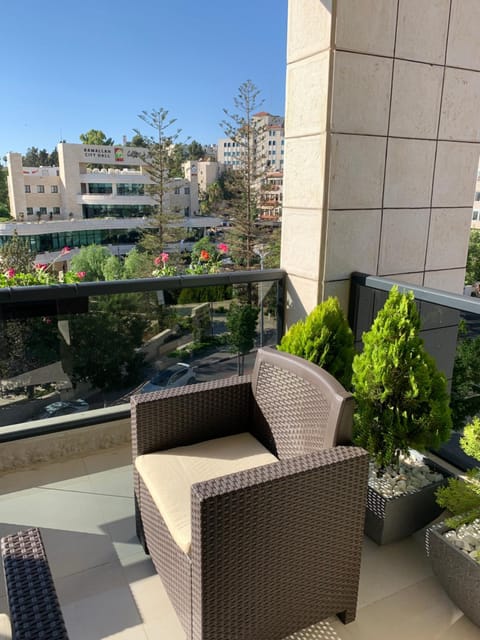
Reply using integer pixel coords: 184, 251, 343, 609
278, 297, 354, 390
352, 286, 452, 469
436, 417, 480, 531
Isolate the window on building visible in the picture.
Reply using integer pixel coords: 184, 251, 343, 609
184, 187, 190, 195
476, 192, 480, 201
473, 210, 480, 221
51, 185, 58, 193
53, 207, 61, 215
174, 187, 180, 195
37, 185, 45, 193
25, 185, 31, 193
88, 183, 113, 195
184, 207, 190, 216
39, 207, 47, 216
26, 207, 33, 216
117, 183, 145, 196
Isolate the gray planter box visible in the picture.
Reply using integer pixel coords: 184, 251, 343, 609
365, 460, 448, 545
427, 522, 480, 628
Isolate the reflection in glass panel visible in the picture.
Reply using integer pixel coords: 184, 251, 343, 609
0, 279, 280, 428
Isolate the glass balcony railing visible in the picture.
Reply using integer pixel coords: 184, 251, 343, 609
0, 269, 285, 439
350, 272, 480, 471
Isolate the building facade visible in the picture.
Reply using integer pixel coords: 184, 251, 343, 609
217, 111, 284, 220
6, 144, 221, 255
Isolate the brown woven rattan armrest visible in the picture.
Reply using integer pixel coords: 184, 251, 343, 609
131, 375, 252, 458
1, 527, 69, 640
190, 446, 369, 637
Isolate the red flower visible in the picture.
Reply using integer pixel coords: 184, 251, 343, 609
200, 250, 210, 261
60, 246, 71, 255
217, 243, 228, 254
154, 256, 162, 266
35, 263, 48, 271
5, 269, 15, 278
76, 271, 86, 279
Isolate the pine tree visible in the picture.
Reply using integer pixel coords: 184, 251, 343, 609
134, 108, 187, 257
278, 297, 354, 390
352, 286, 452, 469
221, 80, 269, 268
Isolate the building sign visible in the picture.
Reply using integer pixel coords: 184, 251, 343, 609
82, 146, 115, 161
80, 145, 145, 165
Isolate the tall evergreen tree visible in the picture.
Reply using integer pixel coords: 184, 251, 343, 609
221, 80, 268, 268
134, 108, 187, 256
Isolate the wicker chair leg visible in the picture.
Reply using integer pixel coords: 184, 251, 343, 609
338, 608, 356, 624
135, 495, 149, 555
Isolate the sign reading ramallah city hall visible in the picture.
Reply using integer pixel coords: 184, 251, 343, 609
79, 145, 146, 165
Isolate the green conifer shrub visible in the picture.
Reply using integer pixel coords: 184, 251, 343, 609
436, 417, 480, 530
278, 297, 354, 390
352, 286, 452, 469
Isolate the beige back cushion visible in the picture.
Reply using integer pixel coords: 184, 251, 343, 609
135, 432, 277, 554
0, 614, 12, 640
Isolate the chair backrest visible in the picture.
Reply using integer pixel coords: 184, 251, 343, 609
251, 347, 354, 458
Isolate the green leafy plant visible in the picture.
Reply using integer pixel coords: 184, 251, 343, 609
352, 286, 452, 469
436, 417, 480, 530
277, 297, 354, 390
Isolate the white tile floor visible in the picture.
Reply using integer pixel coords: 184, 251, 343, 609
0, 444, 478, 640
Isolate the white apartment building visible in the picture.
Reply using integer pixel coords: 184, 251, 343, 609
5, 144, 220, 255
217, 112, 284, 220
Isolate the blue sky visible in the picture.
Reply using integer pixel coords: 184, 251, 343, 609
1, 0, 288, 159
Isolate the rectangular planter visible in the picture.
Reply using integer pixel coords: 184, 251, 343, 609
427, 522, 480, 628
365, 459, 448, 545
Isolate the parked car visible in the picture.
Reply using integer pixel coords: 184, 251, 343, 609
38, 399, 89, 419
140, 363, 196, 393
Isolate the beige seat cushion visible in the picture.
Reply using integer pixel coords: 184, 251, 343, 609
135, 432, 277, 554
0, 614, 12, 640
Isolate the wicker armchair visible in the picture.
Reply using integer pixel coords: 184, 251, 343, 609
131, 346, 368, 640
1, 527, 68, 640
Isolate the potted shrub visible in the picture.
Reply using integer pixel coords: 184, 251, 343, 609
427, 418, 480, 627
352, 286, 452, 544
277, 296, 354, 390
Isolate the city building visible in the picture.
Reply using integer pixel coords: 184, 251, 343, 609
5, 144, 221, 256
218, 111, 284, 221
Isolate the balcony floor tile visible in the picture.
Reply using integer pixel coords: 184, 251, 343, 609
0, 444, 478, 640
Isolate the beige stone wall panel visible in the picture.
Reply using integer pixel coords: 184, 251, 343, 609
324, 210, 381, 280
329, 134, 386, 210
282, 135, 326, 210
396, 0, 450, 64
384, 138, 436, 208
423, 268, 466, 294
331, 51, 392, 135
447, 0, 480, 71
335, 0, 397, 56
425, 208, 472, 270
281, 208, 323, 279
378, 209, 430, 275
287, 0, 332, 63
389, 60, 443, 139
432, 141, 480, 207
439, 67, 480, 142
286, 51, 330, 137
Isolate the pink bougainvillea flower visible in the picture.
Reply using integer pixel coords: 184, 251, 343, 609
160, 252, 169, 263
60, 246, 71, 255
154, 256, 162, 266
76, 271, 86, 279
200, 250, 210, 261
5, 269, 15, 278
217, 243, 228, 254
35, 263, 48, 271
